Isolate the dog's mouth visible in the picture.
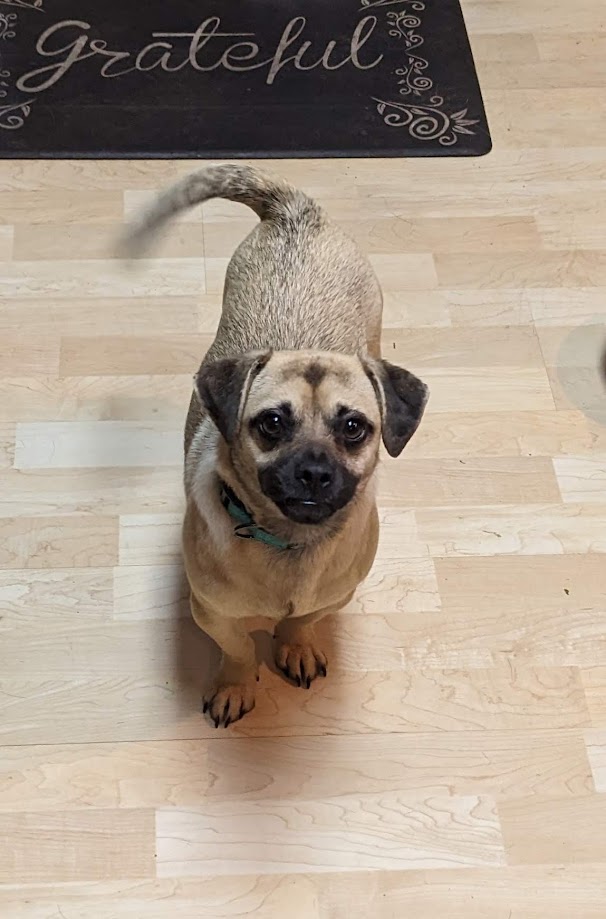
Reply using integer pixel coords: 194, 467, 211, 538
258, 449, 359, 526
277, 498, 337, 525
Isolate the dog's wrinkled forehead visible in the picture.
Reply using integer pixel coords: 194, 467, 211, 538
244, 351, 380, 420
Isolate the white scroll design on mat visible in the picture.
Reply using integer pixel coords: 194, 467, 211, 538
370, 0, 479, 145
0, 0, 39, 130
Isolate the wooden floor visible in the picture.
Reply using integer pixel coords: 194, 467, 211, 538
2, 2, 606, 916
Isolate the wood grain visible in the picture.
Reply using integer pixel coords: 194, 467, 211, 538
14, 421, 183, 469
379, 456, 561, 506
436, 555, 606, 612
156, 793, 504, 876
582, 667, 606, 724
0, 809, 155, 883
585, 729, 606, 791
499, 795, 606, 864
0, 740, 209, 810
0, 516, 118, 569
1, 868, 606, 919
59, 334, 212, 376
205, 730, 592, 801
1, 0, 606, 907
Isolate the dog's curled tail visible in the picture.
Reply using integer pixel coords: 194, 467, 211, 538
118, 163, 321, 260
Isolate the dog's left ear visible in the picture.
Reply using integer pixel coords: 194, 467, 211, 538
194, 350, 272, 444
363, 357, 429, 457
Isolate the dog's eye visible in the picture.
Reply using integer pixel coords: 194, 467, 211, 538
343, 416, 368, 444
258, 412, 283, 439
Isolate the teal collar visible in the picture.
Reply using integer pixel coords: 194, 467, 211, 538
219, 481, 301, 551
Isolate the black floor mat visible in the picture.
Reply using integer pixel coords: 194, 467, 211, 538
0, 0, 491, 158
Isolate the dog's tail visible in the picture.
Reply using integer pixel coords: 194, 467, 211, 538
118, 164, 321, 260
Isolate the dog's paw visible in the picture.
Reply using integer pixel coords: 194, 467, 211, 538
203, 681, 256, 728
275, 640, 328, 689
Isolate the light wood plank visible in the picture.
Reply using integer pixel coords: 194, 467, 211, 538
0, 421, 15, 467
60, 334, 212, 376
485, 89, 606, 148
416, 503, 606, 556
0, 467, 184, 516
348, 556, 440, 615
436, 554, 606, 612
554, 457, 606, 503
406, 410, 606, 458
582, 667, 606, 725
499, 795, 606, 864
530, 288, 606, 326
3, 868, 606, 919
0, 619, 192, 678
0, 190, 123, 224
547, 365, 605, 415
0, 810, 155, 883
0, 225, 13, 259
536, 323, 606, 368
0, 297, 201, 336
0, 662, 589, 745
333, 606, 606, 669
464, 0, 602, 33
14, 222, 205, 261
420, 368, 555, 413
228, 666, 590, 737
381, 291, 451, 328
480, 60, 606, 90
119, 513, 183, 566
0, 375, 192, 423
379, 457, 561, 507
585, 729, 606, 791
0, 674, 206, 745
207, 730, 592, 802
444, 289, 533, 326
0, 876, 320, 919
0, 516, 118, 569
14, 421, 183, 469
318, 865, 606, 919
537, 32, 606, 59
385, 325, 543, 368
0, 568, 112, 627
435, 249, 606, 289
113, 564, 189, 621
0, 740, 208, 811
0, 258, 205, 299
473, 31, 540, 62
156, 793, 504, 876
0, 334, 59, 376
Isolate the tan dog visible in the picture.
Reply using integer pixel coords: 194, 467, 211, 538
122, 164, 428, 727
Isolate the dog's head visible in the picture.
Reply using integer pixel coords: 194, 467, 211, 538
195, 350, 428, 527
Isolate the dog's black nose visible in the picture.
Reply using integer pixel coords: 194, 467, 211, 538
296, 449, 334, 493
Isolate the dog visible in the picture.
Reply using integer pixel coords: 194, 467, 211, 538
121, 164, 428, 727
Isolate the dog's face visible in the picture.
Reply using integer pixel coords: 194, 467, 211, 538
196, 350, 428, 527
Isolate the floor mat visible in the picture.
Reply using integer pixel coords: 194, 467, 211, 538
0, 0, 491, 158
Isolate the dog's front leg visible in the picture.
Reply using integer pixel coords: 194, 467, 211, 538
190, 594, 257, 728
275, 618, 327, 689
274, 591, 355, 689
274, 595, 353, 689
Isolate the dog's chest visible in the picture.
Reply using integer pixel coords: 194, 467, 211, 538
185, 499, 379, 620
249, 516, 378, 620
248, 556, 359, 620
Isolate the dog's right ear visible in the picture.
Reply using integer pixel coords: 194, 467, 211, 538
194, 351, 272, 444
363, 357, 429, 458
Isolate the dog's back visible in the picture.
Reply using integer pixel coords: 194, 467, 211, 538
120, 164, 385, 456
120, 164, 383, 357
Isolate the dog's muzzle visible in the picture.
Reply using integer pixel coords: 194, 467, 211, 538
258, 445, 358, 525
